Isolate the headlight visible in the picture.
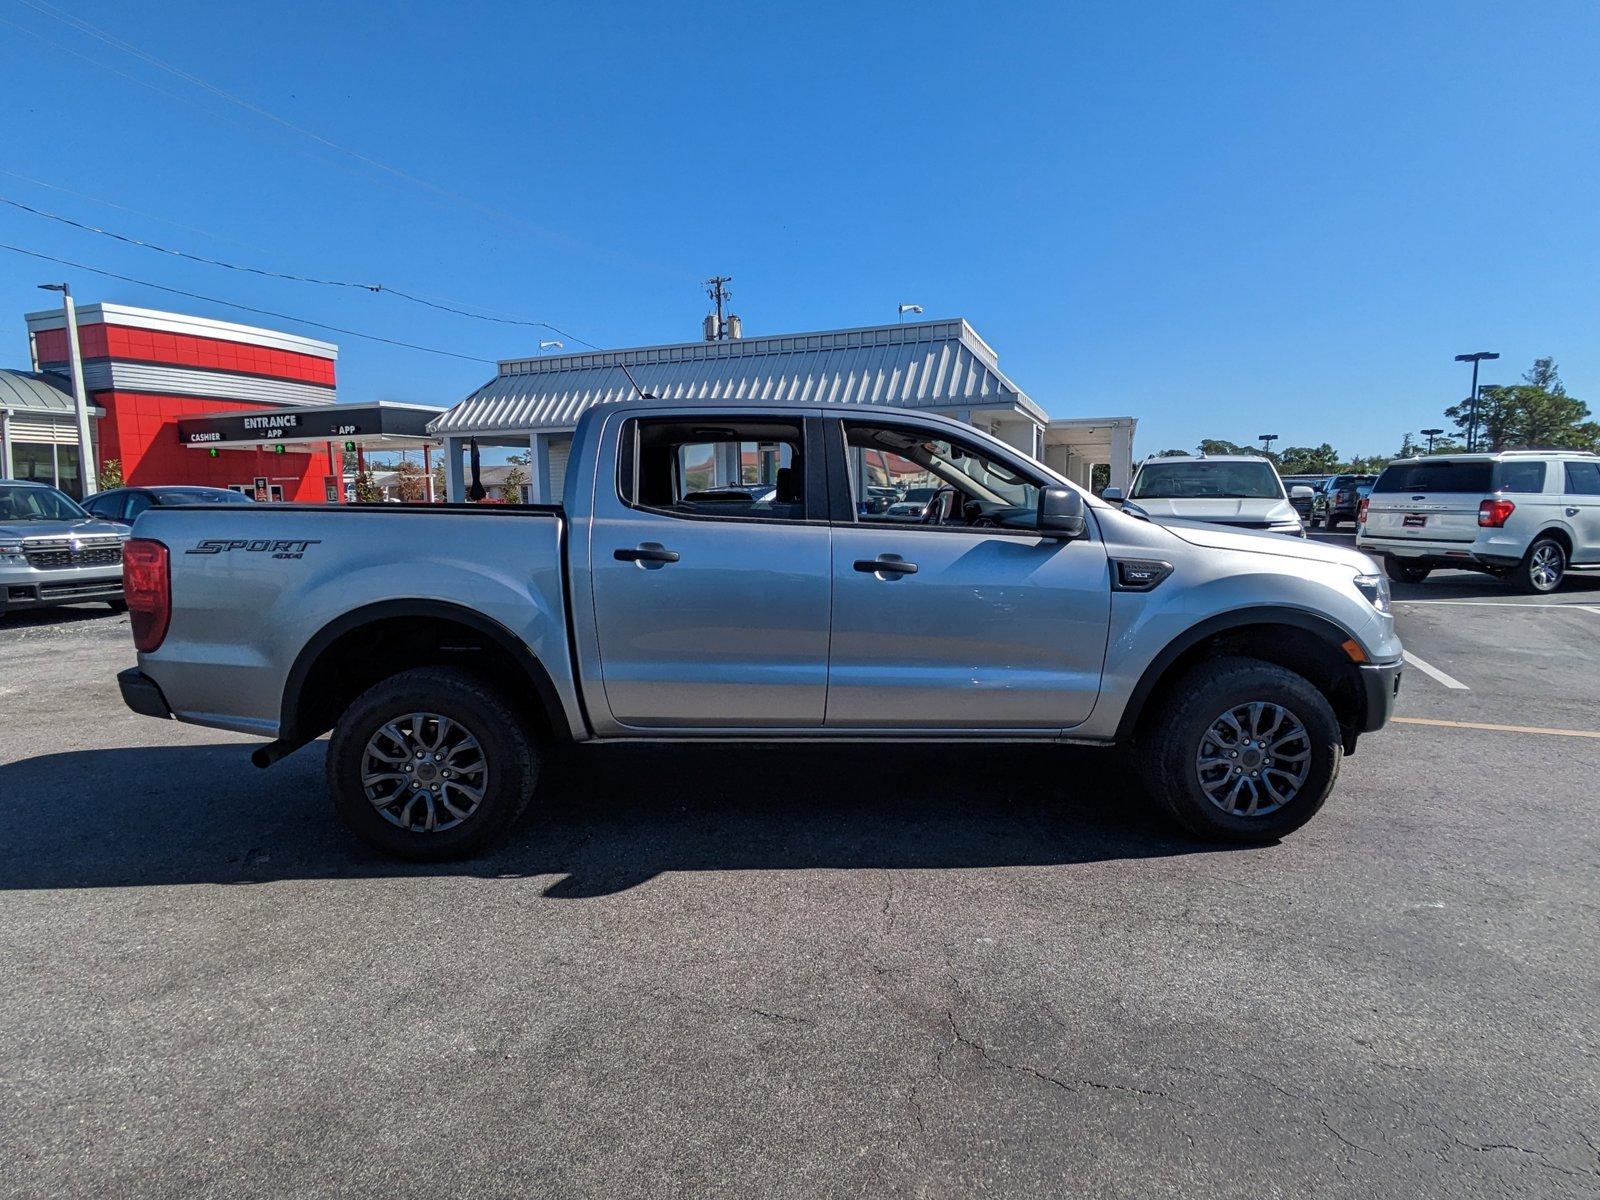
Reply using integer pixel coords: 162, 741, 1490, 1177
0, 540, 24, 563
1268, 521, 1303, 536
1353, 573, 1390, 613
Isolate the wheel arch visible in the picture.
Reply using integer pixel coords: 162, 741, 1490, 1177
1115, 607, 1369, 745
280, 599, 572, 747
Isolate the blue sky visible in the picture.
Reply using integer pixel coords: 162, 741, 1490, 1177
2, 0, 1597, 458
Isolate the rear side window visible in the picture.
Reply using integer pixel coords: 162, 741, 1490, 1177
1492, 462, 1547, 494
1565, 462, 1600, 495
1372, 462, 1492, 493
620, 418, 809, 521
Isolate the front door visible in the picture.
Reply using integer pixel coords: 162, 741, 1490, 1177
588, 413, 831, 728
825, 418, 1111, 730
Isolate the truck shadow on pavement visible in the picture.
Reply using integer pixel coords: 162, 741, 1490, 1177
1, 740, 1233, 896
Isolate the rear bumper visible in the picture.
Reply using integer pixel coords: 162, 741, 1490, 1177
1356, 535, 1521, 569
1358, 659, 1402, 732
118, 668, 173, 720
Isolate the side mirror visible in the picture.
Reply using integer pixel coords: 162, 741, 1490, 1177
1100, 486, 1125, 503
1289, 485, 1315, 500
1038, 486, 1087, 538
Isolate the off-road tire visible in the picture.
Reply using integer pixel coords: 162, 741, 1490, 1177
1512, 537, 1566, 595
1138, 656, 1342, 843
326, 667, 537, 861
1383, 556, 1431, 585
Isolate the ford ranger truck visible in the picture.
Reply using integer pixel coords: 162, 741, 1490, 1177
116, 401, 1403, 859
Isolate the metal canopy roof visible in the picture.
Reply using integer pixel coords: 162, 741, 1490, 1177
428, 318, 1045, 437
0, 369, 102, 417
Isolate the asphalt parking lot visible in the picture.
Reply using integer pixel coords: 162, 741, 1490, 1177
2, 549, 1598, 1198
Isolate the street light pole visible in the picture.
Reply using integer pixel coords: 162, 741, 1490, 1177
1258, 433, 1278, 455
1454, 351, 1499, 452
37, 283, 96, 496
1420, 427, 1444, 454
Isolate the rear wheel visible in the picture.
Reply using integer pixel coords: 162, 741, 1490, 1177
1383, 556, 1431, 585
326, 667, 537, 860
1513, 537, 1566, 594
1138, 656, 1342, 843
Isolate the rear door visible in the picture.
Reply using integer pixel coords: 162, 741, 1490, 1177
1365, 460, 1493, 542
1563, 461, 1600, 563
587, 413, 832, 729
823, 417, 1110, 730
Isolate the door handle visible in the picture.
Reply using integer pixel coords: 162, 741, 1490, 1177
614, 545, 680, 564
1567, 507, 1580, 518
854, 556, 918, 576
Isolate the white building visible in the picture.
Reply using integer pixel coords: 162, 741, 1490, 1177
428, 319, 1134, 502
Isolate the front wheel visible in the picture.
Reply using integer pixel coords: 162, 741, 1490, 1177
1137, 657, 1342, 843
326, 667, 537, 860
1513, 537, 1566, 594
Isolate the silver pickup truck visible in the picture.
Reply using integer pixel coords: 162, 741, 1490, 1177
118, 400, 1402, 859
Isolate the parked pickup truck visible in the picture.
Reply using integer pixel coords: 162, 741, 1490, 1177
117, 400, 1402, 859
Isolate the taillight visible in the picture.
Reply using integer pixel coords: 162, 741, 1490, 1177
1479, 498, 1515, 528
123, 538, 170, 652
1357, 498, 1369, 524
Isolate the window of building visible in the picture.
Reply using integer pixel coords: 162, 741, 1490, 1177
621, 418, 808, 521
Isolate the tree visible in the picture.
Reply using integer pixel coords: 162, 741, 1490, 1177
1444, 357, 1598, 452
500, 464, 528, 502
1154, 448, 1190, 458
1278, 444, 1340, 475
96, 459, 123, 490
432, 462, 447, 501
1197, 438, 1251, 456
1341, 454, 1391, 474
391, 461, 427, 502
353, 469, 383, 503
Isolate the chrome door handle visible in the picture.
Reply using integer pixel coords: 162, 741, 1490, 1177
615, 545, 680, 564
1566, 507, 1580, 517
854, 556, 917, 576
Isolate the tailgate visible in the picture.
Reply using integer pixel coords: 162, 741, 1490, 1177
1364, 493, 1480, 541
1365, 460, 1491, 542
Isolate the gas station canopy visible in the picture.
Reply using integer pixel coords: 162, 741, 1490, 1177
177, 400, 441, 451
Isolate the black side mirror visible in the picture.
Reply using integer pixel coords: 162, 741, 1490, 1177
1037, 486, 1087, 538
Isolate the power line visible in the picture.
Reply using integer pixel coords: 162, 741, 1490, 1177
0, 192, 602, 348
12, 0, 686, 281
0, 242, 496, 365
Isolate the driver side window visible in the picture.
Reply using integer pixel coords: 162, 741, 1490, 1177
843, 422, 1041, 528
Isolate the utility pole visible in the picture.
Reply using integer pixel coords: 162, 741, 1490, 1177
36, 283, 96, 496
704, 276, 733, 341
1454, 351, 1499, 452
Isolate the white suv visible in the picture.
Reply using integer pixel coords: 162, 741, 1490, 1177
1357, 451, 1600, 593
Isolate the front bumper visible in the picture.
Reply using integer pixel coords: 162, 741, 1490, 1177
1358, 659, 1402, 732
118, 668, 173, 720
0, 571, 123, 613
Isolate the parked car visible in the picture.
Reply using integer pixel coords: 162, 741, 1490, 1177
1106, 455, 1310, 537
1281, 475, 1331, 521
1357, 451, 1600, 592
82, 485, 255, 525
118, 401, 1401, 859
0, 480, 130, 618
882, 486, 941, 520
1311, 475, 1375, 530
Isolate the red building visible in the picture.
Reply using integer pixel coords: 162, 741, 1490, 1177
24, 302, 342, 501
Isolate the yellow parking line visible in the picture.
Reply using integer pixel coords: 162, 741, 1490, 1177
1392, 716, 1600, 740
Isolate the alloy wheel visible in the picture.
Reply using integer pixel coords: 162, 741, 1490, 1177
360, 712, 488, 832
1195, 701, 1311, 817
1529, 543, 1564, 591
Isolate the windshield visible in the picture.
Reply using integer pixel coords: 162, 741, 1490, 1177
1131, 460, 1284, 500
0, 483, 88, 521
